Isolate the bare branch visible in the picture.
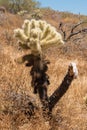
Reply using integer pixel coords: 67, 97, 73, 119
66, 28, 87, 41
59, 22, 66, 40
71, 21, 85, 33
59, 20, 87, 42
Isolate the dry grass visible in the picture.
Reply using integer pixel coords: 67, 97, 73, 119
0, 11, 87, 130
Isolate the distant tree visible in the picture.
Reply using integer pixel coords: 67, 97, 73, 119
21, 0, 40, 12
0, 0, 40, 13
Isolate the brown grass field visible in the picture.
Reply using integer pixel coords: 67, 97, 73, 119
0, 10, 87, 130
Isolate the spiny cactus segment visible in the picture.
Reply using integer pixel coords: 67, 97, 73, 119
14, 19, 64, 55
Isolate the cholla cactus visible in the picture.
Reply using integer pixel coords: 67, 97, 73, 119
17, 10, 28, 16
14, 19, 64, 55
31, 9, 43, 19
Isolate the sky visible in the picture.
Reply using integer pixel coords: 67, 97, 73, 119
37, 0, 87, 16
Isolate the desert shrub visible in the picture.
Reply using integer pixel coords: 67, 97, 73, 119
0, 0, 40, 14
0, 89, 38, 129
31, 9, 43, 20
1, 90, 38, 119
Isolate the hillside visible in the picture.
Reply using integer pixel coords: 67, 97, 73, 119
0, 10, 87, 130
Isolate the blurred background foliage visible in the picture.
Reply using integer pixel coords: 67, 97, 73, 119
0, 0, 40, 14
